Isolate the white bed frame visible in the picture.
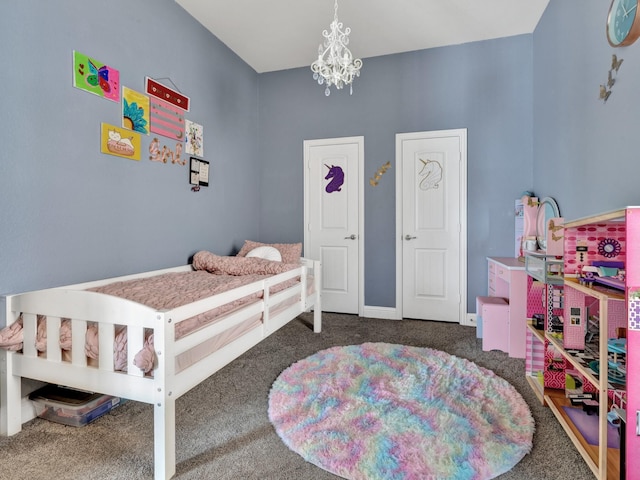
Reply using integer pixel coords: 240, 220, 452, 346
0, 258, 321, 479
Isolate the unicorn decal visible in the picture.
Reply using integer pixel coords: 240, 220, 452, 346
418, 158, 443, 191
325, 164, 345, 193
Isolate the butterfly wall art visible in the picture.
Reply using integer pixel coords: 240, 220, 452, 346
599, 54, 623, 103
73, 50, 120, 102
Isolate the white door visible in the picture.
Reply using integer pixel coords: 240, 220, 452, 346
304, 137, 363, 315
396, 130, 467, 322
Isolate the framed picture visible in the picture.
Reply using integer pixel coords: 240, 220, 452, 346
189, 157, 209, 187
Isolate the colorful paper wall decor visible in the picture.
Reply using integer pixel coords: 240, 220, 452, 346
149, 97, 185, 141
122, 87, 149, 134
145, 77, 190, 111
185, 119, 204, 156
100, 123, 141, 161
145, 77, 189, 141
73, 51, 120, 102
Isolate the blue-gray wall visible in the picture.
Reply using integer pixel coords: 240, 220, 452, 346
258, 37, 534, 309
533, 1, 640, 218
3, 0, 635, 316
0, 0, 260, 295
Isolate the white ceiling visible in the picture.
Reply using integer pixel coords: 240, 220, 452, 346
175, 0, 550, 73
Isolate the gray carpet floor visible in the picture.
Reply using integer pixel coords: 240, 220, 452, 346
0, 313, 597, 480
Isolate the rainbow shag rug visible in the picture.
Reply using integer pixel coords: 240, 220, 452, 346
268, 343, 534, 480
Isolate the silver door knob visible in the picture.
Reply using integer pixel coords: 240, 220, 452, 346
405, 234, 417, 240
344, 234, 357, 240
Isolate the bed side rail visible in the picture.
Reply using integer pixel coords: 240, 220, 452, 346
166, 279, 265, 326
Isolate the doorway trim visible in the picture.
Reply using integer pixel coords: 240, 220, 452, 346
395, 129, 468, 323
303, 136, 365, 316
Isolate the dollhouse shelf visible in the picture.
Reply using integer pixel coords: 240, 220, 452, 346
527, 321, 546, 343
565, 277, 625, 302
525, 373, 544, 405
544, 390, 621, 480
525, 321, 546, 404
563, 208, 626, 227
545, 333, 600, 389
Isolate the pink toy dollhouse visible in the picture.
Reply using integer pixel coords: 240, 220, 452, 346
524, 206, 639, 479
558, 208, 639, 479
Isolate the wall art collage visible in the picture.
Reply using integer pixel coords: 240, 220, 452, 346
73, 50, 207, 189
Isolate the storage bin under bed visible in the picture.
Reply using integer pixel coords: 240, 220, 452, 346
29, 385, 121, 427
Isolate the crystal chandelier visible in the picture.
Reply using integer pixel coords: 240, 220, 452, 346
311, 0, 363, 96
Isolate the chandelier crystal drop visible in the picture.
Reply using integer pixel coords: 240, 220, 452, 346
310, 0, 362, 96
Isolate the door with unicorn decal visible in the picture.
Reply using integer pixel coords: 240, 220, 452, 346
396, 129, 467, 323
304, 137, 363, 315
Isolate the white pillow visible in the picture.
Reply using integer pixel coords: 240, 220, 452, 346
246, 245, 282, 262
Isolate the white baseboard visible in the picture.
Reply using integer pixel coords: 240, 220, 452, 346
362, 308, 478, 326
461, 313, 477, 327
362, 306, 401, 320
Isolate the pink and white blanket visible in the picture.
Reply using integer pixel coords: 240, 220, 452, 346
0, 252, 299, 373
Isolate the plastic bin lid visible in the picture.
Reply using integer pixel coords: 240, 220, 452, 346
29, 385, 102, 406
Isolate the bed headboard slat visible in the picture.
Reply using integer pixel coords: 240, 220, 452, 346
22, 313, 37, 358
98, 323, 115, 371
71, 319, 88, 366
46, 316, 62, 363
127, 326, 145, 377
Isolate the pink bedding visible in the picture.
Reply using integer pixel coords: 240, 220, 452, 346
0, 252, 300, 373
